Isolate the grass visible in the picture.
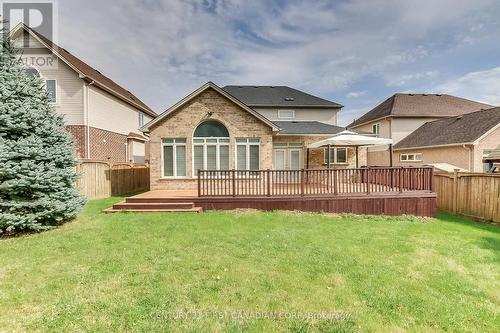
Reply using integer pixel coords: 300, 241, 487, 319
0, 197, 499, 332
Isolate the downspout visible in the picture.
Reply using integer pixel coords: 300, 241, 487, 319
83, 80, 95, 159
461, 144, 473, 171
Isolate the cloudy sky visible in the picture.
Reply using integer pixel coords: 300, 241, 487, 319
46, 0, 500, 124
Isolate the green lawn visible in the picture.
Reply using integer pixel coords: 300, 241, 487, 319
1, 198, 499, 332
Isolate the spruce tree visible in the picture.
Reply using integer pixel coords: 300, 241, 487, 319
0, 28, 85, 234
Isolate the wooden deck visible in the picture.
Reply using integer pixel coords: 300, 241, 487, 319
107, 167, 437, 216
109, 188, 437, 217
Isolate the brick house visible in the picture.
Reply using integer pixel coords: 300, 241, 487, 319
348, 93, 493, 167
393, 107, 500, 172
10, 24, 156, 163
141, 82, 363, 191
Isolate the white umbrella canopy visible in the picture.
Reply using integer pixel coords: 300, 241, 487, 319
307, 130, 394, 167
307, 130, 393, 148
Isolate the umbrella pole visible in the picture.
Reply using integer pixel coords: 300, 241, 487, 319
389, 144, 393, 167
356, 146, 359, 168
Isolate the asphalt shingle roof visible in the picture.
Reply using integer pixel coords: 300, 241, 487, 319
274, 121, 346, 135
349, 93, 493, 127
223, 85, 343, 108
394, 107, 500, 149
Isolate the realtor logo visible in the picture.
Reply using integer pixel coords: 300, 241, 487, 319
1, 1, 58, 68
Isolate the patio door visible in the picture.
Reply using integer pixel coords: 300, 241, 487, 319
273, 149, 286, 183
289, 149, 302, 183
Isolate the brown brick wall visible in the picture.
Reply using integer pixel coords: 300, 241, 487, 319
149, 87, 274, 191
88, 127, 128, 162
65, 125, 87, 159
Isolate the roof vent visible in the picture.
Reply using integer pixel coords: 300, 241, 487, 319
284, 97, 294, 101
436, 94, 442, 96
409, 94, 414, 96
270, 86, 275, 88
95, 69, 102, 74
422, 94, 428, 96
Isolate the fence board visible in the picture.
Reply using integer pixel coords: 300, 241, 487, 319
434, 171, 500, 223
75, 161, 149, 199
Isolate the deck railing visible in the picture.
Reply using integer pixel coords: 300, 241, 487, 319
197, 166, 433, 197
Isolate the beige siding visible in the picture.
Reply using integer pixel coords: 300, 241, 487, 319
13, 32, 85, 125
475, 125, 500, 172
391, 117, 441, 144
254, 107, 339, 125
394, 146, 472, 170
87, 85, 152, 135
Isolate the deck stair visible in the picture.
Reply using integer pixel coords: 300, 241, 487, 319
105, 198, 202, 213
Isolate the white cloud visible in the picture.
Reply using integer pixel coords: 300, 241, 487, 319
386, 71, 437, 87
346, 91, 367, 98
436, 67, 500, 106
52, 0, 500, 113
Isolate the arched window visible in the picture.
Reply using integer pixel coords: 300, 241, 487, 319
24, 66, 40, 78
193, 120, 229, 137
193, 120, 229, 172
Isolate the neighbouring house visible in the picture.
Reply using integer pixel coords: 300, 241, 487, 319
348, 93, 494, 166
393, 107, 500, 172
10, 24, 156, 163
141, 82, 362, 191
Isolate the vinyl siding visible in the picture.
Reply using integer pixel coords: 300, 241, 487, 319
13, 32, 85, 125
87, 84, 152, 135
254, 107, 338, 125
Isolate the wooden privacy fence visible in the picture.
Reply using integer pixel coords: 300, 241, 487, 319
433, 171, 500, 223
75, 161, 150, 199
198, 167, 433, 197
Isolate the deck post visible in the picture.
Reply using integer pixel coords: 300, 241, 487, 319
333, 169, 338, 195
327, 144, 331, 169
197, 169, 201, 197
300, 169, 305, 196
366, 167, 371, 194
232, 169, 236, 197
429, 167, 434, 192
399, 167, 404, 192
266, 169, 271, 197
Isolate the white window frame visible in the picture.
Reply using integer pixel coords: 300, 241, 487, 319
324, 147, 348, 164
372, 123, 380, 136
161, 138, 187, 178
278, 110, 295, 120
235, 138, 261, 170
192, 137, 230, 175
400, 153, 422, 162
138, 111, 145, 128
45, 79, 58, 104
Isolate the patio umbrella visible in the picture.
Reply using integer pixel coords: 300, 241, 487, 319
307, 130, 394, 168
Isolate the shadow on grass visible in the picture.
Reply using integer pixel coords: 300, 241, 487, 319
437, 212, 500, 232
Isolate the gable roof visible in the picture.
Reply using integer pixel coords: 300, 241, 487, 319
223, 85, 343, 108
349, 93, 494, 128
274, 121, 346, 135
11, 24, 156, 118
394, 107, 500, 150
142, 82, 279, 132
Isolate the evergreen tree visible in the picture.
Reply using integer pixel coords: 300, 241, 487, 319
0, 28, 85, 234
